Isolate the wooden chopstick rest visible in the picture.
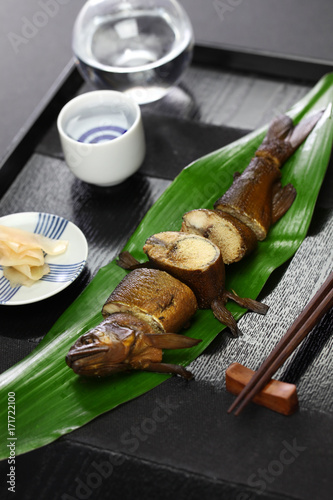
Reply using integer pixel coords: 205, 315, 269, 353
226, 363, 299, 416
227, 272, 332, 416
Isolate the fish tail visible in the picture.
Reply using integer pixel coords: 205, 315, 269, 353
264, 114, 294, 142
256, 110, 323, 167
286, 110, 324, 150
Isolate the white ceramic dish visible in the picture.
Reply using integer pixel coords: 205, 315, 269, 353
0, 212, 88, 305
57, 90, 145, 186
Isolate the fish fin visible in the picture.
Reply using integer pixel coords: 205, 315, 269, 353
117, 251, 149, 270
265, 115, 294, 142
256, 111, 323, 167
271, 182, 297, 224
286, 110, 324, 150
225, 290, 269, 315
211, 298, 240, 337
144, 333, 201, 350
137, 361, 195, 380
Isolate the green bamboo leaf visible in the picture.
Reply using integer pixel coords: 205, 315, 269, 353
1, 73, 333, 459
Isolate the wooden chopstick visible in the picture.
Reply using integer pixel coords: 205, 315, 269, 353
228, 271, 333, 416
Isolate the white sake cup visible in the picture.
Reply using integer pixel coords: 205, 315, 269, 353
57, 90, 145, 186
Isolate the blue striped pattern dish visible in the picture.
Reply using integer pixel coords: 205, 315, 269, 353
77, 125, 127, 144
0, 212, 88, 305
41, 262, 86, 283
0, 277, 20, 304
34, 212, 68, 239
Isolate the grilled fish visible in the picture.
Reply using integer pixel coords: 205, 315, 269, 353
143, 232, 224, 309
213, 112, 322, 241
119, 231, 268, 337
102, 268, 198, 333
66, 112, 322, 379
66, 312, 200, 379
181, 209, 257, 265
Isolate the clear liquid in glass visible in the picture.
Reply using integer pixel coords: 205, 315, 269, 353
73, 9, 193, 104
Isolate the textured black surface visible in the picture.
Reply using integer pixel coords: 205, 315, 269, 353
37, 109, 251, 178
3, 381, 333, 500
0, 113, 332, 500
0, 115, 248, 343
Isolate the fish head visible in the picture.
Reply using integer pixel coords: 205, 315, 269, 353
66, 322, 136, 377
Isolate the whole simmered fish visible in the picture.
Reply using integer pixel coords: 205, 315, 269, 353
66, 112, 322, 380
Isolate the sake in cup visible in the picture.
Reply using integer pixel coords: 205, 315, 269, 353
57, 90, 145, 186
